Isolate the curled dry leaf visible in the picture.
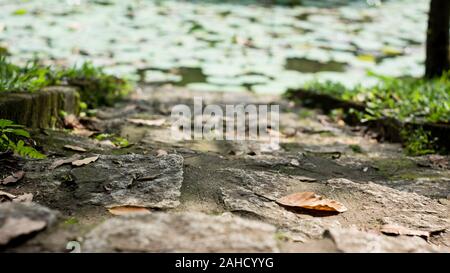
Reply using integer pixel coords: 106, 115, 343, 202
296, 176, 317, 182
107, 206, 151, 216
72, 128, 95, 137
63, 145, 87, 152
380, 224, 431, 239
0, 191, 33, 203
13, 193, 33, 203
156, 149, 168, 157
0, 190, 16, 202
64, 114, 84, 129
0, 217, 47, 245
72, 155, 99, 167
1, 170, 25, 185
49, 154, 82, 170
276, 192, 347, 213
127, 118, 166, 127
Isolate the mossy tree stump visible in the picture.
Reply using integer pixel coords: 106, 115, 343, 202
0, 86, 80, 128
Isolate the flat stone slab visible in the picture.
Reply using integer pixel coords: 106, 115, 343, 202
325, 227, 444, 253
83, 212, 279, 253
24, 154, 184, 209
0, 202, 58, 246
218, 168, 449, 243
325, 178, 449, 233
218, 168, 341, 242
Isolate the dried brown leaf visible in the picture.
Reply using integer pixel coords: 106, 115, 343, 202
72, 128, 95, 137
63, 145, 87, 152
72, 155, 99, 167
107, 206, 151, 216
13, 193, 33, 203
296, 176, 317, 182
0, 190, 16, 202
49, 154, 82, 170
276, 192, 347, 213
64, 114, 84, 129
127, 118, 166, 127
1, 171, 25, 185
0, 217, 47, 245
156, 149, 168, 157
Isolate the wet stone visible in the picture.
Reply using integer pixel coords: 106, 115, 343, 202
83, 212, 279, 253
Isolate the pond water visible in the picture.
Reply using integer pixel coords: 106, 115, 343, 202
0, 0, 431, 93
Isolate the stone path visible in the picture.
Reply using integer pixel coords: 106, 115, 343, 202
0, 85, 449, 253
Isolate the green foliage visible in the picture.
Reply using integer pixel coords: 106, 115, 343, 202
0, 56, 55, 93
59, 62, 132, 108
94, 133, 131, 148
401, 128, 436, 156
0, 119, 46, 159
349, 144, 364, 154
0, 57, 131, 108
300, 72, 450, 124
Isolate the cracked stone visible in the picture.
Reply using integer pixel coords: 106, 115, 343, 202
24, 154, 184, 209
325, 227, 444, 253
83, 212, 279, 252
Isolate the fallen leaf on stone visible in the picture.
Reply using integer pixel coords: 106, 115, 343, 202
127, 118, 166, 127
290, 159, 300, 167
72, 128, 95, 137
49, 154, 81, 170
0, 190, 16, 202
13, 193, 33, 203
64, 114, 84, 129
107, 206, 151, 216
63, 145, 87, 152
276, 192, 347, 213
72, 155, 99, 167
0, 217, 47, 245
156, 149, 168, 157
1, 170, 25, 185
296, 176, 317, 182
428, 155, 448, 169
98, 140, 116, 148
380, 224, 430, 239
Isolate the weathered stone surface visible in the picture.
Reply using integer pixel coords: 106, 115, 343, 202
218, 168, 341, 241
381, 177, 450, 199
83, 212, 279, 253
325, 178, 449, 233
24, 154, 184, 209
325, 227, 443, 253
0, 202, 59, 246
